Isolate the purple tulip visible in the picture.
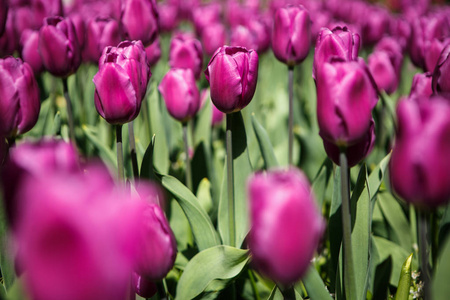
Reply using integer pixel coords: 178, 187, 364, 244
313, 26, 360, 80
316, 59, 378, 147
0, 0, 7, 36
368, 51, 399, 95
272, 5, 311, 67
159, 68, 200, 123
32, 0, 63, 28
390, 97, 450, 207
359, 5, 390, 46
230, 25, 258, 53
247, 18, 271, 54
204, 46, 259, 114
93, 40, 151, 125
211, 101, 224, 126
201, 22, 228, 56
145, 37, 161, 67
157, 2, 178, 32
248, 168, 325, 285
0, 57, 40, 138
68, 13, 86, 52
410, 72, 433, 100
121, 0, 158, 46
20, 29, 44, 75
169, 32, 203, 80
192, 2, 221, 36
133, 273, 157, 298
432, 44, 450, 96
83, 16, 121, 64
39, 16, 81, 77
390, 17, 411, 52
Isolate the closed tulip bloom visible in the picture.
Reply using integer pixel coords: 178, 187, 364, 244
410, 72, 433, 100
93, 40, 151, 124
201, 22, 227, 56
159, 68, 200, 123
248, 168, 325, 285
204, 46, 259, 113
157, 2, 178, 32
390, 97, 450, 207
368, 51, 399, 95
169, 32, 203, 79
212, 100, 224, 126
313, 26, 360, 80
83, 17, 121, 64
39, 16, 81, 77
359, 6, 389, 46
230, 25, 258, 52
0, 57, 40, 138
316, 59, 378, 147
133, 273, 157, 298
0, 0, 7, 36
272, 5, 311, 67
432, 43, 450, 96
20, 29, 44, 75
69, 13, 86, 51
145, 37, 161, 67
192, 2, 221, 36
121, 0, 158, 46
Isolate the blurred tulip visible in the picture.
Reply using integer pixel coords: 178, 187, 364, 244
159, 68, 200, 123
359, 5, 390, 46
145, 37, 161, 67
20, 29, 44, 75
83, 16, 121, 64
93, 40, 151, 124
204, 46, 259, 113
390, 17, 411, 51
272, 5, 311, 67
211, 100, 225, 127
230, 25, 257, 52
410, 72, 433, 100
39, 16, 81, 77
368, 51, 399, 95
316, 59, 378, 147
192, 2, 221, 36
0, 57, 40, 138
168, 0, 199, 20
432, 43, 450, 96
313, 26, 360, 80
248, 168, 325, 285
0, 0, 7, 36
0, 10, 19, 57
121, 0, 158, 46
390, 97, 450, 207
69, 13, 86, 51
201, 22, 227, 56
169, 32, 203, 79
247, 18, 271, 53
157, 2, 178, 32
133, 273, 157, 298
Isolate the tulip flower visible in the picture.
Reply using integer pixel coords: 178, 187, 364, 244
272, 5, 311, 67
410, 72, 433, 100
83, 16, 121, 64
0, 0, 7, 36
121, 0, 158, 46
0, 57, 40, 138
133, 273, 157, 298
248, 18, 271, 54
432, 43, 450, 96
248, 168, 324, 285
201, 22, 227, 56
20, 30, 43, 75
39, 16, 81, 78
230, 25, 258, 53
157, 2, 178, 32
368, 50, 400, 95
204, 46, 259, 114
359, 6, 389, 46
192, 2, 221, 36
145, 37, 162, 67
390, 97, 450, 208
313, 26, 360, 80
169, 32, 203, 79
212, 100, 225, 127
69, 13, 86, 51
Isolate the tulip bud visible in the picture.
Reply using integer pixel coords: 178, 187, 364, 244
316, 59, 378, 147
0, 57, 40, 138
0, 0, 7, 36
159, 68, 201, 123
204, 46, 259, 113
157, 2, 178, 32
69, 13, 86, 51
201, 22, 227, 56
368, 50, 400, 94
39, 16, 81, 77
93, 40, 151, 125
230, 25, 257, 52
390, 97, 450, 207
20, 29, 44, 75
192, 2, 221, 36
432, 43, 450, 96
248, 168, 325, 285
272, 5, 311, 67
313, 26, 360, 80
359, 6, 389, 46
121, 0, 158, 46
83, 16, 121, 64
133, 273, 157, 298
145, 37, 162, 67
169, 32, 203, 79
410, 72, 433, 100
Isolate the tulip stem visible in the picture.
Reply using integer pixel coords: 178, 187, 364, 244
116, 124, 124, 182
418, 210, 430, 300
226, 113, 235, 247
62, 78, 76, 144
183, 124, 193, 191
156, 280, 168, 300
128, 121, 139, 179
248, 270, 261, 300
339, 151, 356, 300
281, 285, 295, 300
288, 66, 294, 166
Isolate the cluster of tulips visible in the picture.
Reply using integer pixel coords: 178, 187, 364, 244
0, 0, 450, 299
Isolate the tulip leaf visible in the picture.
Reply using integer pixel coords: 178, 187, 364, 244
160, 174, 220, 251
328, 166, 342, 293
52, 111, 61, 136
0, 196, 15, 292
81, 125, 117, 169
372, 256, 392, 300
311, 158, 333, 209
438, 203, 450, 247
432, 236, 450, 300
140, 135, 156, 181
218, 111, 253, 248
394, 253, 413, 300
251, 113, 279, 169
302, 266, 333, 300
194, 97, 212, 149
175, 245, 250, 300
267, 286, 303, 300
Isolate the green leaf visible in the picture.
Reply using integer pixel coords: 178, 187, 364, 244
328, 166, 342, 293
218, 111, 253, 248
52, 111, 61, 136
140, 135, 156, 181
0, 189, 15, 292
267, 286, 303, 300
311, 158, 333, 209
372, 256, 392, 300
251, 114, 278, 169
148, 86, 169, 174
160, 174, 220, 251
302, 266, 333, 300
394, 253, 413, 300
432, 236, 450, 300
367, 153, 391, 202
176, 246, 250, 300
196, 178, 213, 215
82, 124, 116, 169
194, 96, 212, 149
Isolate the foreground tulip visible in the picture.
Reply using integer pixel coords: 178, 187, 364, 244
204, 46, 259, 114
390, 97, 450, 208
121, 0, 158, 46
248, 168, 324, 285
272, 5, 311, 67
169, 32, 203, 79
0, 57, 40, 138
83, 16, 121, 64
39, 16, 81, 77
432, 44, 450, 96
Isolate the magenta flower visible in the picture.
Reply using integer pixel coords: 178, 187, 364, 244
192, 2, 221, 36
157, 2, 178, 32
145, 37, 162, 67
248, 168, 325, 285
169, 32, 203, 79
201, 22, 228, 56
0, 0, 7, 36
20, 29, 43, 75
121, 0, 158, 46
230, 25, 258, 53
432, 43, 450, 96
410, 72, 433, 101
133, 273, 157, 298
83, 16, 121, 64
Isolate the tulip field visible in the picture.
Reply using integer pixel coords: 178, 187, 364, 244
1, 0, 450, 299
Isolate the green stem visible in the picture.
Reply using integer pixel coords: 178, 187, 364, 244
226, 113, 235, 247
156, 280, 168, 300
183, 123, 193, 191
418, 210, 430, 300
248, 270, 261, 300
288, 66, 294, 166
142, 99, 152, 142
189, 118, 196, 150
128, 121, 139, 179
281, 285, 296, 300
116, 124, 124, 182
339, 151, 356, 300
62, 77, 76, 143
